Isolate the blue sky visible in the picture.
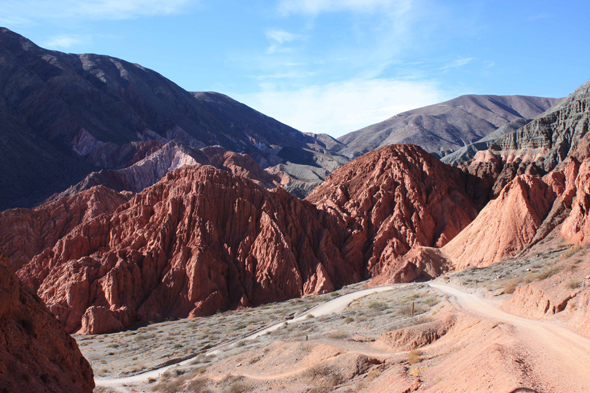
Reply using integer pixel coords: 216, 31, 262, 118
1, 0, 589, 137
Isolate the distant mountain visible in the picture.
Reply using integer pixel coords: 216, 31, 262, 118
338, 94, 560, 159
0, 28, 346, 209
491, 79, 590, 171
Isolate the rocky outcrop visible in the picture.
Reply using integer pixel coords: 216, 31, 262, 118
0, 253, 94, 392
338, 95, 558, 159
307, 144, 478, 276
486, 79, 590, 172
441, 118, 534, 165
442, 175, 558, 269
561, 160, 590, 244
17, 165, 360, 334
52, 142, 282, 200
377, 314, 456, 350
370, 246, 451, 286
0, 186, 129, 270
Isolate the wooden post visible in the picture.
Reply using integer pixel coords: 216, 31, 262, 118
411, 301, 415, 317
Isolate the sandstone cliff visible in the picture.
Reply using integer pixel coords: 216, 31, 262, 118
17, 165, 360, 334
442, 175, 559, 268
0, 186, 129, 270
0, 252, 94, 392
307, 144, 478, 276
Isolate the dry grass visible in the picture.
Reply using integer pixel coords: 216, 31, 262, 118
368, 301, 388, 311
563, 245, 583, 259
567, 279, 581, 290
503, 279, 520, 294
408, 349, 423, 364
327, 329, 349, 339
524, 266, 561, 283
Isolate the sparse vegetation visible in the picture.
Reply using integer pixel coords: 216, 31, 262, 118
327, 329, 349, 339
368, 300, 387, 311
567, 279, 581, 289
563, 245, 582, 259
408, 349, 423, 364
503, 279, 520, 294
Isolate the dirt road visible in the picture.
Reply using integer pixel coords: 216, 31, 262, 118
430, 283, 590, 393
95, 285, 400, 390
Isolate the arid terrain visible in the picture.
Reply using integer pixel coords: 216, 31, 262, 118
85, 230, 590, 393
1, 25, 590, 393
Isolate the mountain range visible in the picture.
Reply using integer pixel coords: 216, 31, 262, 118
2, 27, 590, 392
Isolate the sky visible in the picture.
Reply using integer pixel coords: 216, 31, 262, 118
1, 0, 589, 138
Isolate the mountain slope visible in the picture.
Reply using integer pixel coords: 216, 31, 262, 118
0, 253, 94, 392
0, 28, 346, 209
306, 144, 478, 277
338, 94, 559, 158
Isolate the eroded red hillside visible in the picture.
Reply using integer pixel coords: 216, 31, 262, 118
17, 165, 360, 334
0, 253, 94, 392
306, 144, 478, 277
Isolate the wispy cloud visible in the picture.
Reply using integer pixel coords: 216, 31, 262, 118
234, 78, 447, 137
265, 29, 304, 54
528, 13, 551, 21
1, 0, 196, 23
277, 0, 412, 16
441, 57, 474, 71
44, 35, 84, 49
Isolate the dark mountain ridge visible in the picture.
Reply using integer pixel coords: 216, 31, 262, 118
0, 28, 347, 209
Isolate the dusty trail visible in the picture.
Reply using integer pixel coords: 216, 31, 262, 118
95, 285, 400, 390
430, 283, 590, 393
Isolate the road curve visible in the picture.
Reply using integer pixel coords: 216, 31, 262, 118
430, 283, 590, 393
95, 284, 401, 390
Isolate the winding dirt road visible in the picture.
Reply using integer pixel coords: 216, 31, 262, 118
95, 285, 400, 391
430, 283, 590, 393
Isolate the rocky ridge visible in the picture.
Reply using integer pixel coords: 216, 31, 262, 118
7, 144, 479, 334
16, 165, 362, 334
0, 28, 347, 209
306, 144, 478, 277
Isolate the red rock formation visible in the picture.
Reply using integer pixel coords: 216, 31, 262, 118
561, 160, 590, 244
0, 253, 94, 392
443, 175, 558, 269
0, 186, 129, 270
370, 246, 450, 286
17, 165, 360, 334
306, 144, 478, 276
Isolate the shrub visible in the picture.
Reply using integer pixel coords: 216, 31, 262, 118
567, 279, 581, 289
408, 349, 423, 364
186, 378, 210, 392
563, 245, 582, 259
326, 330, 349, 339
537, 266, 560, 280
303, 364, 332, 380
503, 279, 519, 294
368, 301, 387, 311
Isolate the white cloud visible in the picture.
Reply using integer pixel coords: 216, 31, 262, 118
234, 78, 447, 137
44, 35, 83, 49
265, 29, 304, 54
278, 0, 412, 16
1, 0, 195, 22
441, 57, 474, 70
266, 29, 301, 44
